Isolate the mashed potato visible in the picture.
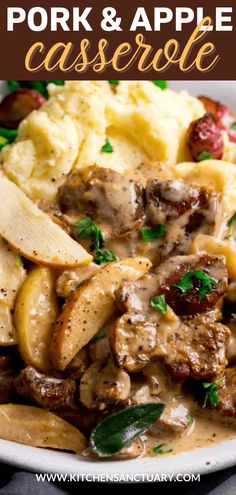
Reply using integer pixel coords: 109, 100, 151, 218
1, 81, 205, 200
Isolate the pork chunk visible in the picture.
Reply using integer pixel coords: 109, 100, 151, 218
110, 313, 167, 372
112, 254, 229, 380
165, 314, 230, 381
145, 179, 218, 257
154, 254, 227, 316
216, 367, 236, 417
79, 360, 130, 410
58, 166, 145, 236
14, 366, 77, 409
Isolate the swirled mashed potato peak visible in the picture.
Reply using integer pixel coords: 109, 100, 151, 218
1, 81, 205, 200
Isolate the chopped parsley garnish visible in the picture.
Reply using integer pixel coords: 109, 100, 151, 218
227, 211, 236, 228
140, 224, 166, 242
194, 269, 217, 299
150, 295, 167, 314
224, 234, 236, 241
0, 127, 18, 150
230, 121, 236, 131
173, 271, 195, 294
91, 332, 107, 343
75, 217, 117, 265
202, 377, 224, 408
101, 138, 114, 153
95, 249, 117, 265
197, 151, 214, 161
224, 212, 236, 240
152, 444, 173, 455
75, 217, 105, 251
15, 256, 22, 267
187, 415, 194, 425
173, 270, 217, 300
108, 80, 119, 86
152, 81, 168, 90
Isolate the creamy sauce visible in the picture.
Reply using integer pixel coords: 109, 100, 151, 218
147, 409, 236, 457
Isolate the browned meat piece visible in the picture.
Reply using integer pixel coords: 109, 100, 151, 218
187, 113, 224, 161
79, 360, 130, 410
165, 313, 230, 381
117, 255, 227, 317
110, 312, 167, 372
58, 166, 145, 236
199, 96, 236, 144
155, 254, 227, 316
215, 368, 236, 417
14, 366, 77, 410
0, 88, 46, 129
146, 179, 200, 224
145, 179, 218, 257
112, 255, 229, 381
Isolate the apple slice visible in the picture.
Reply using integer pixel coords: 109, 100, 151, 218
0, 404, 87, 454
51, 257, 152, 370
14, 267, 60, 371
0, 238, 26, 308
0, 174, 92, 268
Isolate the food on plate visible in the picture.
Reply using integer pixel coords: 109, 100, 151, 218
0, 89, 46, 129
14, 267, 59, 372
0, 404, 86, 454
0, 174, 92, 267
0, 80, 236, 460
52, 257, 152, 370
187, 113, 224, 161
0, 238, 26, 345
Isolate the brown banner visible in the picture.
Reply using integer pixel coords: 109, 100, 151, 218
0, 0, 235, 79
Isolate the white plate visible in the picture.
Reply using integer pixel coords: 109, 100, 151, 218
0, 80, 236, 479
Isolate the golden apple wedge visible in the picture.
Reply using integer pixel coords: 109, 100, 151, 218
0, 238, 26, 308
52, 257, 152, 370
0, 404, 87, 454
0, 174, 92, 268
14, 267, 60, 372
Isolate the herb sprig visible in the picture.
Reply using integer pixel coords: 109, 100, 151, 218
101, 138, 114, 153
150, 295, 167, 314
173, 270, 217, 300
224, 211, 236, 241
197, 151, 214, 161
75, 217, 117, 265
140, 224, 166, 242
152, 443, 173, 455
202, 377, 224, 408
90, 403, 165, 457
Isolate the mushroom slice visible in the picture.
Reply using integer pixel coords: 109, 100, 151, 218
0, 404, 86, 454
51, 257, 152, 370
79, 360, 131, 410
0, 174, 92, 268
